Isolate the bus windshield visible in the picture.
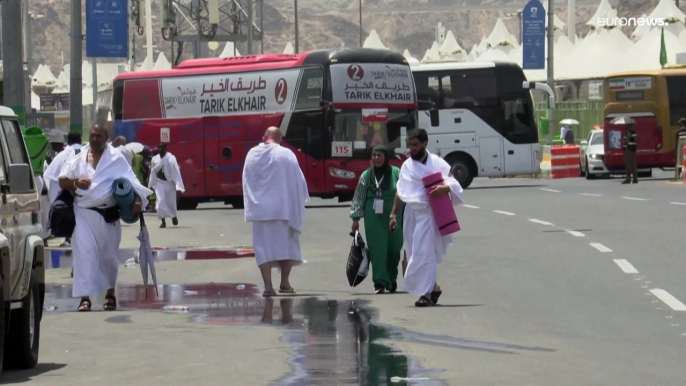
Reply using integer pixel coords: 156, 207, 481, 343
332, 109, 415, 158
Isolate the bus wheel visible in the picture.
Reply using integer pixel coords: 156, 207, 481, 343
177, 199, 199, 210
447, 154, 475, 189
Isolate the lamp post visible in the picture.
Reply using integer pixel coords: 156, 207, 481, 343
23, 0, 44, 114
359, 0, 363, 47
294, 0, 299, 53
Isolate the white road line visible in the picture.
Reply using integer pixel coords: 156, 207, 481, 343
579, 193, 602, 197
529, 219, 554, 226
671, 202, 686, 206
650, 289, 686, 311
622, 196, 648, 201
493, 210, 515, 216
540, 188, 561, 193
590, 242, 612, 253
565, 230, 585, 237
613, 259, 638, 274
463, 204, 480, 209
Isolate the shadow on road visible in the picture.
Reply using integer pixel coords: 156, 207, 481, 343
469, 184, 548, 190
1, 363, 67, 384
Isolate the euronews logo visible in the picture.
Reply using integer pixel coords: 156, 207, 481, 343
597, 17, 668, 27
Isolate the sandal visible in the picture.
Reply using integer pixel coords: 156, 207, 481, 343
77, 298, 91, 312
414, 296, 434, 307
263, 289, 277, 297
279, 287, 295, 294
104, 295, 117, 311
431, 290, 442, 305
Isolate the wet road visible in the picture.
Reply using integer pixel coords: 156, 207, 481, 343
6, 172, 686, 384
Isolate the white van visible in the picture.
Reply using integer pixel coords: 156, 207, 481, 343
0, 106, 46, 373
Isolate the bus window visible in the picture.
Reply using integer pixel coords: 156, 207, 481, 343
666, 76, 686, 126
502, 97, 536, 143
413, 73, 440, 105
443, 70, 498, 107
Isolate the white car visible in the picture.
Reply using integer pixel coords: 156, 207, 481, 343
579, 129, 608, 179
579, 128, 651, 179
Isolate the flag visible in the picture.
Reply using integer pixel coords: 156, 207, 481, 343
660, 27, 667, 68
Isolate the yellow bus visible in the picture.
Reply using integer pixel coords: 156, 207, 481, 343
602, 67, 686, 173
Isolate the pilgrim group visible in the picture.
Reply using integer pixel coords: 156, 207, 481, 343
38, 124, 462, 310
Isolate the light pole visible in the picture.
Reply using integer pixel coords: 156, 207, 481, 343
359, 0, 363, 47
546, 0, 555, 145
23, 0, 44, 114
294, 0, 299, 53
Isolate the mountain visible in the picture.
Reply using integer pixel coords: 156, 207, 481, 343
16, 0, 663, 75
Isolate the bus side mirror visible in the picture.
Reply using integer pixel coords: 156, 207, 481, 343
430, 108, 439, 127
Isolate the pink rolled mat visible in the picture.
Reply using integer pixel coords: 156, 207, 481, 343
422, 172, 461, 236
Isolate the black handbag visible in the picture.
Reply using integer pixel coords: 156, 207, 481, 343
49, 189, 76, 238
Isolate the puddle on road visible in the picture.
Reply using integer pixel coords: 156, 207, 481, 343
44, 283, 444, 385
45, 247, 255, 269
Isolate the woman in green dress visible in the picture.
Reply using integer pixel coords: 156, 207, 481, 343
350, 145, 404, 294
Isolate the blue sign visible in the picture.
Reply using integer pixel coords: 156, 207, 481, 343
86, 0, 128, 58
522, 0, 545, 70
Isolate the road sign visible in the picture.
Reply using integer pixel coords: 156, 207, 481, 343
86, 0, 128, 58
522, 0, 546, 70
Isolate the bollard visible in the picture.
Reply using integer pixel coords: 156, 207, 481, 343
683, 144, 686, 183
550, 145, 567, 179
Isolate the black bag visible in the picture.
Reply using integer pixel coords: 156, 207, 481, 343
49, 189, 76, 238
88, 206, 121, 224
345, 231, 369, 287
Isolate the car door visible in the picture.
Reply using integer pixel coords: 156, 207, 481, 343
0, 118, 39, 300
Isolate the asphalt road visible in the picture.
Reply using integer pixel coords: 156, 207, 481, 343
5, 170, 686, 385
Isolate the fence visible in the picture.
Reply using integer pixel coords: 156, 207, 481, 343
534, 100, 604, 145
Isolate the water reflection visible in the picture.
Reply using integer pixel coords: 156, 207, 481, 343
45, 247, 255, 268
43, 283, 440, 385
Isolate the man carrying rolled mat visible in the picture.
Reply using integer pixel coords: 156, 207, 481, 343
58, 124, 152, 311
389, 129, 464, 307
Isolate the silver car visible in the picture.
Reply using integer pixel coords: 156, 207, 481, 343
579, 129, 608, 179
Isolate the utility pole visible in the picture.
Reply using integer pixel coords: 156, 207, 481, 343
3, 0, 25, 119
70, 0, 83, 134
567, 0, 576, 42
546, 0, 555, 145
359, 0, 363, 47
294, 0, 299, 53
248, 0, 254, 54
92, 59, 98, 121
260, 0, 264, 53
22, 0, 32, 113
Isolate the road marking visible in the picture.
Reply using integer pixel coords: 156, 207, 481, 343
540, 188, 561, 193
650, 289, 686, 311
463, 204, 480, 209
590, 242, 612, 253
565, 230, 585, 237
613, 259, 638, 274
622, 196, 647, 201
529, 219, 554, 226
579, 193, 602, 197
671, 202, 686, 206
493, 210, 515, 216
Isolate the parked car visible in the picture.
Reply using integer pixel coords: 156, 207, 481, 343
0, 106, 46, 374
579, 128, 651, 179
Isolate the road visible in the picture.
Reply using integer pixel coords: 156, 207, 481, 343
4, 171, 686, 385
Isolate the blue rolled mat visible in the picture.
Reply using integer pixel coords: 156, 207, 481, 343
112, 178, 139, 224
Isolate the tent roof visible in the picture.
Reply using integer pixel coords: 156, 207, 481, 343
283, 42, 294, 54
363, 29, 387, 49
219, 42, 240, 58
648, 0, 686, 23
153, 52, 171, 70
486, 18, 519, 47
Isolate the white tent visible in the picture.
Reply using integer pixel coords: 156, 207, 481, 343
31, 64, 58, 87
283, 42, 295, 54
439, 31, 467, 61
137, 55, 154, 72
586, 0, 618, 29
31, 91, 40, 110
632, 13, 651, 41
363, 30, 387, 49
153, 52, 171, 70
486, 18, 519, 47
219, 42, 240, 58
421, 41, 441, 62
557, 28, 635, 79
648, 0, 686, 24
403, 49, 419, 63
626, 26, 686, 71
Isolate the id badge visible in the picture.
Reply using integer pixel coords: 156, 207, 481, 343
373, 199, 384, 214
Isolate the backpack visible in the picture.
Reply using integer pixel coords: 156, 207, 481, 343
48, 148, 82, 237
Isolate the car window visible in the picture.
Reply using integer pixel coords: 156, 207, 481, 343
590, 132, 604, 146
1, 119, 30, 164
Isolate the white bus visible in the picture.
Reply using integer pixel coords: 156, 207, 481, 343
408, 61, 540, 188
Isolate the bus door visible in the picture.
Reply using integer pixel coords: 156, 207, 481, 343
216, 115, 255, 196
305, 111, 327, 194
203, 116, 222, 196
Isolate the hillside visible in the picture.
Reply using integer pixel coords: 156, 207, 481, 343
14, 0, 663, 74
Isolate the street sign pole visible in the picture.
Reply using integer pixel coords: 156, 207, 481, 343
70, 0, 83, 134
547, 0, 555, 146
522, 0, 549, 144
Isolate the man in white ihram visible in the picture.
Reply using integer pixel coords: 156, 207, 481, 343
148, 143, 185, 228
59, 124, 152, 311
44, 132, 83, 247
243, 127, 309, 297
390, 129, 464, 307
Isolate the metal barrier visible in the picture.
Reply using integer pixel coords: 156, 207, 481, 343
674, 135, 686, 181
